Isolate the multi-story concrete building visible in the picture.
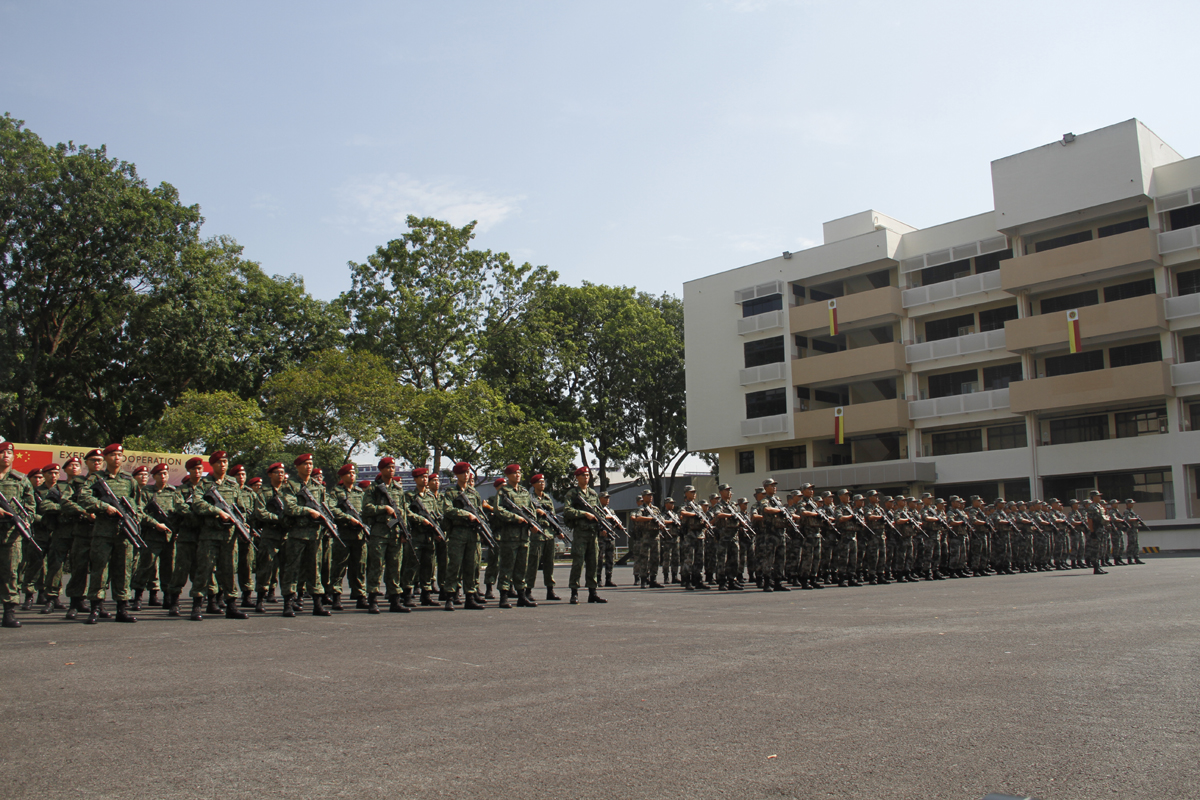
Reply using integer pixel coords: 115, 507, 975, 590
684, 119, 1200, 546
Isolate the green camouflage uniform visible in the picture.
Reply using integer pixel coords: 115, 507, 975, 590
168, 479, 207, 598
442, 483, 485, 596
564, 485, 602, 590
192, 475, 244, 601
525, 490, 558, 590
132, 483, 180, 596
22, 482, 59, 597
491, 484, 534, 594
78, 470, 143, 602
252, 484, 290, 597
0, 468, 35, 605
328, 484, 368, 600
402, 489, 443, 594
363, 477, 407, 600
63, 474, 95, 603
281, 477, 329, 597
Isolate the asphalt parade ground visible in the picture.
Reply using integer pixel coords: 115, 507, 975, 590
2, 557, 1198, 800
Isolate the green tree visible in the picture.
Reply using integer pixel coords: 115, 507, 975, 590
128, 390, 285, 467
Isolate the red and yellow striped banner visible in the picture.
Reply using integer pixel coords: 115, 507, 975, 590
833, 406, 845, 445
1067, 309, 1081, 353
827, 299, 839, 336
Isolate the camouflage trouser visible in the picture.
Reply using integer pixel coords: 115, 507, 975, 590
41, 534, 72, 598
946, 534, 967, 571
1125, 526, 1140, 560
366, 534, 404, 597
660, 537, 679, 579
704, 532, 719, 579
568, 531, 599, 590
784, 535, 802, 579
496, 537, 529, 593
0, 540, 21, 604
756, 531, 785, 582
968, 531, 989, 571
890, 534, 912, 574
1085, 530, 1105, 565
1108, 527, 1124, 561
401, 536, 437, 591
717, 534, 740, 581
132, 534, 174, 593
66, 534, 93, 599
920, 533, 942, 574
237, 536, 255, 594
255, 536, 286, 595
195, 533, 239, 600
282, 535, 321, 597
991, 530, 1011, 570
1033, 530, 1050, 566
19, 533, 51, 595
859, 533, 883, 576
443, 531, 480, 595
819, 533, 834, 576
739, 536, 751, 579
594, 535, 614, 583
680, 535, 705, 582
526, 536, 556, 588
1051, 528, 1068, 564
799, 533, 822, 578
641, 535, 659, 580
833, 533, 858, 577
434, 537, 448, 591
86, 534, 135, 602
329, 535, 367, 597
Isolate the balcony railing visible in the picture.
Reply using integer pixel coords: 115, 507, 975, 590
1165, 292, 1200, 321
906, 329, 1006, 365
741, 414, 789, 437
901, 270, 1002, 309
1159, 225, 1200, 256
739, 362, 786, 386
908, 387, 1010, 420
1171, 360, 1200, 387
737, 310, 786, 336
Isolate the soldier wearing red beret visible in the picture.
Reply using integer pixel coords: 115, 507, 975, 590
362, 456, 410, 615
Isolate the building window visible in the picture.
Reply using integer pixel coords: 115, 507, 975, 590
1108, 340, 1161, 369
1179, 268, 1200, 297
744, 336, 785, 368
924, 313, 975, 343
808, 281, 843, 302
810, 334, 845, 354
769, 446, 806, 471
865, 270, 892, 289
1097, 470, 1168, 504
1103, 277, 1156, 303
920, 259, 971, 287
1098, 215, 1149, 238
1044, 350, 1104, 377
931, 429, 983, 456
1034, 229, 1093, 253
1191, 404, 1200, 432
1049, 414, 1109, 445
1184, 334, 1200, 364
813, 387, 849, 405
1003, 479, 1032, 502
742, 294, 783, 318
928, 369, 979, 399
987, 424, 1027, 451
974, 249, 1013, 274
1115, 407, 1167, 438
1041, 289, 1099, 315
982, 362, 1023, 390
978, 305, 1018, 332
737, 450, 755, 474
853, 433, 901, 462
745, 388, 786, 419
1170, 204, 1200, 231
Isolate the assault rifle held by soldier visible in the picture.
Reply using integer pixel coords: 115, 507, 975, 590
203, 485, 253, 543
93, 474, 147, 551
0, 490, 41, 555
297, 484, 346, 548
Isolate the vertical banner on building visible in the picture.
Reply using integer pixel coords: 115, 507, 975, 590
1067, 309, 1081, 353
828, 299, 839, 336
833, 406, 845, 445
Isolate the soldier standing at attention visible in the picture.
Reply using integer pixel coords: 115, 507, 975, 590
595, 491, 619, 588
251, 463, 290, 613
482, 477, 505, 598
794, 484, 824, 590
564, 465, 608, 604
1122, 499, 1146, 565
282, 453, 331, 617
1084, 490, 1109, 575
711, 484, 741, 590
441, 462, 487, 610
131, 464, 178, 610
362, 456, 409, 614
166, 457, 206, 619
0, 442, 35, 628
525, 473, 563, 600
21, 466, 57, 611
328, 464, 368, 610
752, 479, 788, 592
491, 464, 538, 609
428, 473, 450, 599
659, 492, 680, 584
191, 452, 248, 620
679, 485, 711, 591
63, 450, 103, 620
831, 489, 862, 587
628, 492, 653, 587
43, 459, 80, 614
227, 464, 256, 608
403, 467, 444, 607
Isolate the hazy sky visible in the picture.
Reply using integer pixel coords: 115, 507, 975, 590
4, 1, 1200, 302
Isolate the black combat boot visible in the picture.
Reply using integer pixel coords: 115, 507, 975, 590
484, 583, 495, 600
311, 594, 331, 616
330, 593, 344, 611
877, 574, 890, 585
254, 591, 266, 613
116, 600, 137, 623
190, 597, 205, 621
281, 595, 296, 617
810, 577, 824, 590
695, 578, 711, 590
545, 587, 561, 601
516, 590, 536, 608
206, 595, 219, 615
388, 594, 411, 613
21, 591, 34, 611
443, 596, 455, 611
366, 592, 381, 613
848, 576, 862, 587
356, 594, 369, 609
266, 589, 278, 603
53, 596, 67, 609
464, 592, 484, 609
85, 599, 100, 625
293, 595, 304, 612
130, 590, 142, 611
2, 602, 20, 628
166, 593, 181, 617
587, 588, 607, 604
216, 595, 226, 611
773, 580, 791, 592
41, 596, 56, 614
497, 589, 513, 609
1134, 557, 1146, 565
419, 590, 437, 607
240, 591, 252, 608
147, 589, 161, 607
35, 591, 45, 607
604, 576, 616, 588
225, 595, 247, 620
649, 578, 664, 588
1093, 563, 1108, 575
762, 579, 773, 592
401, 588, 416, 607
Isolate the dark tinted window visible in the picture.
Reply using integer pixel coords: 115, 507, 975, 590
1049, 414, 1109, 445
1097, 470, 1167, 503
1103, 278, 1156, 303
928, 369, 979, 399
769, 446, 806, 471
982, 362, 1023, 390
1183, 334, 1200, 363
744, 336, 784, 368
742, 294, 782, 318
925, 313, 975, 342
1041, 289, 1098, 315
931, 429, 982, 456
974, 249, 1012, 273
1170, 204, 1200, 231
987, 424, 1027, 451
1098, 215, 1149, 238
1115, 408, 1166, 438
1179, 268, 1200, 296
745, 388, 786, 419
978, 305, 1018, 332
737, 450, 755, 474
1108, 340, 1161, 369
1044, 350, 1104, 377
920, 258, 971, 287
1034, 229, 1093, 253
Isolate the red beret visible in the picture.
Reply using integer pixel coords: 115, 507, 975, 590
150, 464, 169, 475
85, 449, 104, 460
312, 467, 323, 475
573, 466, 590, 476
378, 456, 395, 468
357, 479, 371, 489
247, 477, 262, 487
294, 454, 313, 466
530, 473, 545, 482
230, 464, 246, 475
0, 442, 12, 452
63, 456, 81, 467
452, 462, 471, 475
503, 463, 521, 475
41, 463, 61, 473
103, 443, 123, 455
493, 478, 505, 487
131, 465, 149, 476
267, 463, 285, 472
337, 464, 355, 477
185, 457, 204, 470
412, 467, 429, 478
209, 451, 228, 463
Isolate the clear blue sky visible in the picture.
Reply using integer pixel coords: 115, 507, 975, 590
4, 1, 1199, 302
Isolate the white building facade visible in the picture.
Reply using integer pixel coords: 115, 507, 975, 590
684, 119, 1200, 548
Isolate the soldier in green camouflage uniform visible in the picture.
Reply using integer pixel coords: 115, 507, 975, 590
43, 458, 82, 614
441, 462, 487, 610
564, 465, 608, 604
131, 464, 177, 610
989, 498, 1014, 574
595, 491, 621, 587
0, 442, 35, 628
679, 486, 712, 591
251, 463, 291, 613
166, 458, 206, 618
860, 492, 888, 584
1084, 490, 1109, 575
793, 484, 825, 590
525, 473, 563, 600
482, 477, 504, 598
831, 489, 862, 587
362, 457, 410, 614
752, 480, 788, 592
280, 454, 334, 617
1121, 499, 1147, 565
21, 466, 57, 610
491, 464, 539, 608
711, 484, 742, 590
428, 474, 450, 597
327, 464, 369, 610
190, 452, 249, 620
227, 464, 256, 606
403, 467, 445, 607
63, 450, 104, 619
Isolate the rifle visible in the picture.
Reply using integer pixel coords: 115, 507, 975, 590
576, 495, 619, 540
409, 495, 446, 541
338, 494, 370, 540
1125, 512, 1151, 532
297, 483, 345, 547
0, 488, 41, 555
455, 490, 496, 550
92, 475, 147, 551
203, 486, 252, 542
864, 504, 906, 539
682, 501, 718, 541
47, 485, 64, 504
728, 505, 757, 541
144, 494, 174, 539
597, 506, 625, 540
535, 499, 573, 542
645, 506, 676, 539
498, 493, 546, 539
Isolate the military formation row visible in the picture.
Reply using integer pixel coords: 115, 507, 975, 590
0, 442, 621, 629
622, 479, 1148, 591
